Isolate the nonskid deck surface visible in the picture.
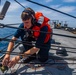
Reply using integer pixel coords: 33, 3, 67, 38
0, 29, 76, 75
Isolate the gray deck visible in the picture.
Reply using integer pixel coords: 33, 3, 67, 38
0, 29, 76, 75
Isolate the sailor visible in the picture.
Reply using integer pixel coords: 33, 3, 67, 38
2, 8, 52, 68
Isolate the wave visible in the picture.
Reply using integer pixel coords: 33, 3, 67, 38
0, 28, 16, 56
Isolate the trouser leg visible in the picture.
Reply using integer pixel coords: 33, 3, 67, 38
37, 48, 49, 62
19, 44, 25, 53
19, 44, 36, 59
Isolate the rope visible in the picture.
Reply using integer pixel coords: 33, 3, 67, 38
5, 23, 21, 26
0, 37, 76, 54
51, 44, 76, 49
0, 23, 76, 38
1, 35, 76, 50
26, 0, 76, 19
0, 60, 76, 65
17, 62, 76, 65
2, 34, 14, 39
0, 48, 76, 61
0, 43, 20, 60
14, 0, 25, 8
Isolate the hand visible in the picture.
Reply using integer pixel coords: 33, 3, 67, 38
8, 56, 20, 68
2, 54, 10, 66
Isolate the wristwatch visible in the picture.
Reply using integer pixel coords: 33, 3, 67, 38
19, 55, 23, 59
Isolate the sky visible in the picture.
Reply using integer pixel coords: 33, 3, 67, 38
0, 0, 76, 27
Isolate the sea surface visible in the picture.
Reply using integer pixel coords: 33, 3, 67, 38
0, 27, 17, 56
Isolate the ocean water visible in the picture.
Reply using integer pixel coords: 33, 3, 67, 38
0, 27, 17, 56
